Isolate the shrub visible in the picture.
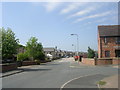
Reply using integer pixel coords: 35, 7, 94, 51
17, 53, 28, 61
34, 60, 41, 65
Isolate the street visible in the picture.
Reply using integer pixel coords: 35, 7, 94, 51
2, 58, 118, 88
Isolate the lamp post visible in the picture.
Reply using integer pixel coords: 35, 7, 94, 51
71, 34, 79, 56
72, 44, 75, 56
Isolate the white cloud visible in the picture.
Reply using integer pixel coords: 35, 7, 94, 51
43, 1, 61, 12
60, 2, 87, 14
73, 10, 112, 23
67, 7, 96, 19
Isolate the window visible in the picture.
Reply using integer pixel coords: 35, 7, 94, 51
105, 51, 110, 57
116, 37, 120, 44
104, 37, 109, 44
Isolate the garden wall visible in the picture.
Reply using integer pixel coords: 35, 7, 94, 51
96, 58, 112, 65
82, 58, 119, 65
22, 61, 37, 66
112, 58, 120, 64
2, 63, 18, 73
82, 58, 95, 65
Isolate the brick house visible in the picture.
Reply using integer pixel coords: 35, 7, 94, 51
98, 25, 120, 58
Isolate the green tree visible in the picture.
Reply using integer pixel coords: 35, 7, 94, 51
87, 47, 95, 58
17, 52, 28, 61
0, 27, 19, 59
26, 37, 45, 60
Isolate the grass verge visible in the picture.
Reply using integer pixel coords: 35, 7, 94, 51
98, 81, 106, 85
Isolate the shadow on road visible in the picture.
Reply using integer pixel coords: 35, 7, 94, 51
19, 68, 52, 72
40, 63, 60, 66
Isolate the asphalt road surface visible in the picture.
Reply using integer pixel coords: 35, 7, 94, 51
2, 58, 118, 88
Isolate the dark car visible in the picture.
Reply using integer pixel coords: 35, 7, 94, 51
2, 59, 14, 63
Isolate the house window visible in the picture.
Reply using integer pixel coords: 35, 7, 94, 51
105, 51, 110, 57
116, 37, 120, 44
104, 37, 108, 44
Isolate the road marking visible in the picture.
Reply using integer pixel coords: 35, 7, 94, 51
60, 74, 98, 90
69, 66, 83, 68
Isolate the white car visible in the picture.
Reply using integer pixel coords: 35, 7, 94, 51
46, 54, 53, 60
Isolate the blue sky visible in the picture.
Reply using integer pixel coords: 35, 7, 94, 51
2, 2, 118, 52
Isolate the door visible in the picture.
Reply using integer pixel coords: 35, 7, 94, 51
115, 50, 120, 57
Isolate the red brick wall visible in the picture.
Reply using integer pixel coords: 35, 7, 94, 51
96, 59, 112, 65
82, 58, 95, 65
98, 32, 101, 58
98, 36, 120, 58
82, 58, 115, 65
112, 59, 120, 64
22, 61, 37, 66
2, 63, 18, 73
101, 37, 117, 58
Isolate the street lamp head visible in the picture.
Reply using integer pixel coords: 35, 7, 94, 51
71, 34, 78, 36
71, 34, 74, 36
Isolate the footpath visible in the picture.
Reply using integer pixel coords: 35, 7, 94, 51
98, 65, 120, 89
98, 74, 120, 89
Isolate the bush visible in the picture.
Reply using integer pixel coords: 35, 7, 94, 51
34, 60, 41, 65
34, 52, 45, 60
17, 53, 28, 61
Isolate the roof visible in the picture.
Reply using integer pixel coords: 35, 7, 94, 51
43, 48, 55, 52
98, 25, 120, 37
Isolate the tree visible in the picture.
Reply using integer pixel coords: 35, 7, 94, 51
17, 52, 28, 61
0, 27, 19, 59
26, 37, 45, 60
87, 47, 95, 58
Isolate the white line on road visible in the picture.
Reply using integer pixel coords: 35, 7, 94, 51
60, 74, 98, 90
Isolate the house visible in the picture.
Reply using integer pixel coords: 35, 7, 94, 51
43, 47, 58, 59
98, 25, 120, 58
17, 44, 26, 54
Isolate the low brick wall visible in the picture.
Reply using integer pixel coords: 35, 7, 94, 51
22, 61, 37, 66
2, 63, 18, 73
97, 59, 112, 65
82, 58, 95, 65
112, 58, 120, 64
82, 58, 113, 65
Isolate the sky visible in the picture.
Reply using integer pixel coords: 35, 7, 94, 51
1, 2, 118, 52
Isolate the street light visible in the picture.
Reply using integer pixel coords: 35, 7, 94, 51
71, 34, 79, 56
72, 44, 76, 56
72, 44, 76, 52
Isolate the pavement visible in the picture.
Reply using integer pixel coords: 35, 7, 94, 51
98, 74, 119, 89
1, 65, 38, 78
1, 69, 24, 78
1, 58, 119, 88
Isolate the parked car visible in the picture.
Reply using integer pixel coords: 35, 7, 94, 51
46, 54, 53, 60
66, 56, 70, 58
2, 59, 14, 63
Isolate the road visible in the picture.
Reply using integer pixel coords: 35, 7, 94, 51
2, 58, 118, 88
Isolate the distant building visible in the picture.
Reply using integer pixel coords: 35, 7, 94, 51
98, 25, 120, 58
17, 45, 26, 54
43, 47, 58, 58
